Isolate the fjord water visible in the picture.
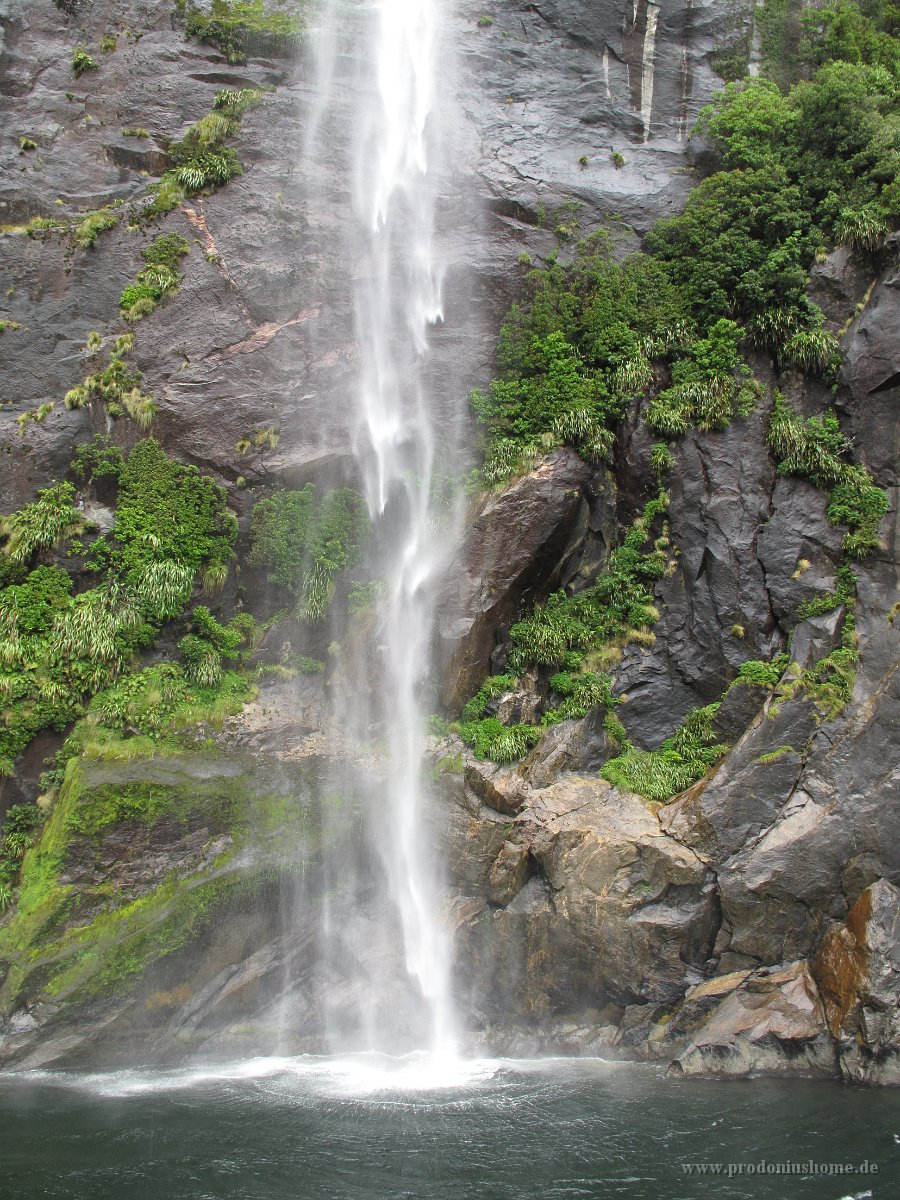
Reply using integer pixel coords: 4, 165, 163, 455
290, 0, 459, 1057
2, 1059, 897, 1199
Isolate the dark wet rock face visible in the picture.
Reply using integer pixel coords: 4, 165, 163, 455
1, 0, 899, 1085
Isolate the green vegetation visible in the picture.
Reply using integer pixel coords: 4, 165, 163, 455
799, 0, 900, 77
71, 44, 98, 77
730, 653, 791, 690
25, 203, 124, 251
600, 704, 727, 802
0, 744, 296, 1011
768, 392, 888, 556
774, 610, 859, 718
99, 32, 117, 54
177, 0, 306, 64
0, 319, 21, 333
73, 205, 120, 249
248, 485, 369, 621
122, 127, 151, 138
477, 14, 494, 28
18, 137, 37, 153
179, 605, 245, 688
63, 333, 156, 429
120, 232, 190, 321
507, 494, 670, 670
142, 87, 267, 220
472, 5, 897, 480
0, 805, 45, 912
456, 498, 669, 763
0, 439, 237, 779
469, 233, 691, 481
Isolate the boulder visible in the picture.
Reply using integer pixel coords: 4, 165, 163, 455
668, 962, 835, 1079
433, 450, 593, 710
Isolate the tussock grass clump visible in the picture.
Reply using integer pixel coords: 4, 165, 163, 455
768, 392, 888, 557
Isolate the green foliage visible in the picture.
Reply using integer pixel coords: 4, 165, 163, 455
120, 233, 190, 321
347, 579, 386, 614
179, 606, 244, 687
19, 137, 37, 153
462, 674, 514, 722
835, 203, 890, 250
774, 612, 859, 718
122, 127, 151, 139
0, 804, 45, 902
694, 64, 898, 243
477, 14, 494, 27
470, 233, 694, 472
81, 664, 252, 769
646, 319, 756, 433
457, 717, 542, 763
797, 562, 857, 618
600, 704, 727, 802
74, 206, 120, 249
104, 439, 237, 620
455, 501, 665, 763
141, 88, 265, 219
799, 0, 900, 77
545, 669, 616, 722
508, 494, 669, 671
731, 653, 790, 689
70, 436, 125, 485
0, 483, 84, 565
180, 0, 306, 64
248, 485, 369, 621
72, 44, 98, 76
650, 441, 675, 481
768, 393, 888, 556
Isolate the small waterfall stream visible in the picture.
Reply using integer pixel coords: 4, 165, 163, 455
298, 0, 460, 1065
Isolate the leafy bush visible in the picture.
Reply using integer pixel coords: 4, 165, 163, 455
731, 653, 790, 689
773, 612, 859, 719
462, 674, 514, 722
140, 86, 265, 219
469, 234, 693, 471
455, 500, 664, 762
248, 485, 369, 621
74, 207, 120, 249
72, 44, 98, 76
457, 717, 542, 763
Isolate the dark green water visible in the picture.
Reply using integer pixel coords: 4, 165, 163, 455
1, 1055, 897, 1199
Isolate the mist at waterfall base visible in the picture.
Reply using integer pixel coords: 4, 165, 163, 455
3, 1059, 897, 1200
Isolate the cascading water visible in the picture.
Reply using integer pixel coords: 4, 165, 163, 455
294, 0, 461, 1065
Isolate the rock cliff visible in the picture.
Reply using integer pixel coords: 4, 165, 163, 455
0, 0, 897, 1083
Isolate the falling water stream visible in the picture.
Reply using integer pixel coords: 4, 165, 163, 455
295, 0, 460, 1067
353, 0, 457, 1061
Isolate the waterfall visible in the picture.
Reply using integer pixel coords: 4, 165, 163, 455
296, 0, 460, 1063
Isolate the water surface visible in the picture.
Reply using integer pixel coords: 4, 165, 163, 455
2, 1055, 897, 1199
